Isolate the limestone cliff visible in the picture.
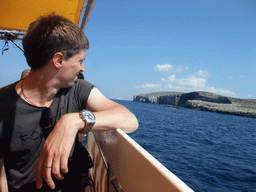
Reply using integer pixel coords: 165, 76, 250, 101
133, 91, 256, 118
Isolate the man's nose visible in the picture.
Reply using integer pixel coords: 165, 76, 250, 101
80, 63, 85, 72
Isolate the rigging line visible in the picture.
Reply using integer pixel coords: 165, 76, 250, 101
10, 38, 24, 52
1, 30, 24, 53
2, 40, 9, 55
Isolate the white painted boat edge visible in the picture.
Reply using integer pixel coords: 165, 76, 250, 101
116, 129, 194, 192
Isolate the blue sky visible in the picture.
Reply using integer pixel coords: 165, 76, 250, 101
1, 0, 256, 100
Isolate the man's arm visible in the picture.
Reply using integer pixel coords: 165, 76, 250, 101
0, 158, 8, 192
36, 87, 138, 189
86, 87, 139, 133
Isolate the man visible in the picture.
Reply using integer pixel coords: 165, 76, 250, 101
0, 13, 138, 191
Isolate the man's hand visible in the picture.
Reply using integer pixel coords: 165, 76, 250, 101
35, 87, 139, 189
36, 113, 82, 189
0, 158, 8, 192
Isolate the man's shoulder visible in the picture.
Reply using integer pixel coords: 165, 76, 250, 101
0, 81, 17, 93
65, 79, 95, 93
0, 82, 19, 120
75, 79, 95, 88
57, 79, 95, 99
0, 81, 18, 100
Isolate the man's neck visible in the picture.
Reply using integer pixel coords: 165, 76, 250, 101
17, 69, 60, 108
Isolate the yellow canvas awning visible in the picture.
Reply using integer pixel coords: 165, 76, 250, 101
0, 0, 86, 31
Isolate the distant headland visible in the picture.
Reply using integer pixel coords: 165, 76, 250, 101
133, 91, 256, 118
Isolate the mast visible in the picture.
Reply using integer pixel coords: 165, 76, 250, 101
80, 0, 95, 31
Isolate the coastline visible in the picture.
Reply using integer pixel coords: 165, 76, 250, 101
133, 91, 256, 118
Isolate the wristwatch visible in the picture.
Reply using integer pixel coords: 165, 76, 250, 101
79, 109, 96, 133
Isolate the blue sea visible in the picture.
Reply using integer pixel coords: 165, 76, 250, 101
113, 99, 256, 192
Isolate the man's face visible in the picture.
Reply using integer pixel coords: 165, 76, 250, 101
59, 49, 86, 88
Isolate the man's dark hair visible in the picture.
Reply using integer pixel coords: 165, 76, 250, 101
22, 13, 89, 70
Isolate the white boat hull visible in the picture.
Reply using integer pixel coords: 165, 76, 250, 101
85, 129, 193, 192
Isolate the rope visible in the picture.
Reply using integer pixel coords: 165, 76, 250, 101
2, 40, 9, 55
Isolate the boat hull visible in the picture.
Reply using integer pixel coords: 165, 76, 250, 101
85, 129, 193, 192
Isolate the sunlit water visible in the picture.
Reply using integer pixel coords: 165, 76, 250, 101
114, 99, 256, 192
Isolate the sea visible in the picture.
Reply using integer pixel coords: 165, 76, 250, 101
113, 99, 256, 192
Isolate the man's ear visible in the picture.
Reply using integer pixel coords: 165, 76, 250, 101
52, 52, 64, 69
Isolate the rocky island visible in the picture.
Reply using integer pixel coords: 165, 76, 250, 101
133, 91, 256, 118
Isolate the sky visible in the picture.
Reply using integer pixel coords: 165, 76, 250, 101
0, 0, 256, 100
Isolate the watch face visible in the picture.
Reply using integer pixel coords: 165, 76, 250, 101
83, 110, 95, 123
86, 112, 95, 120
